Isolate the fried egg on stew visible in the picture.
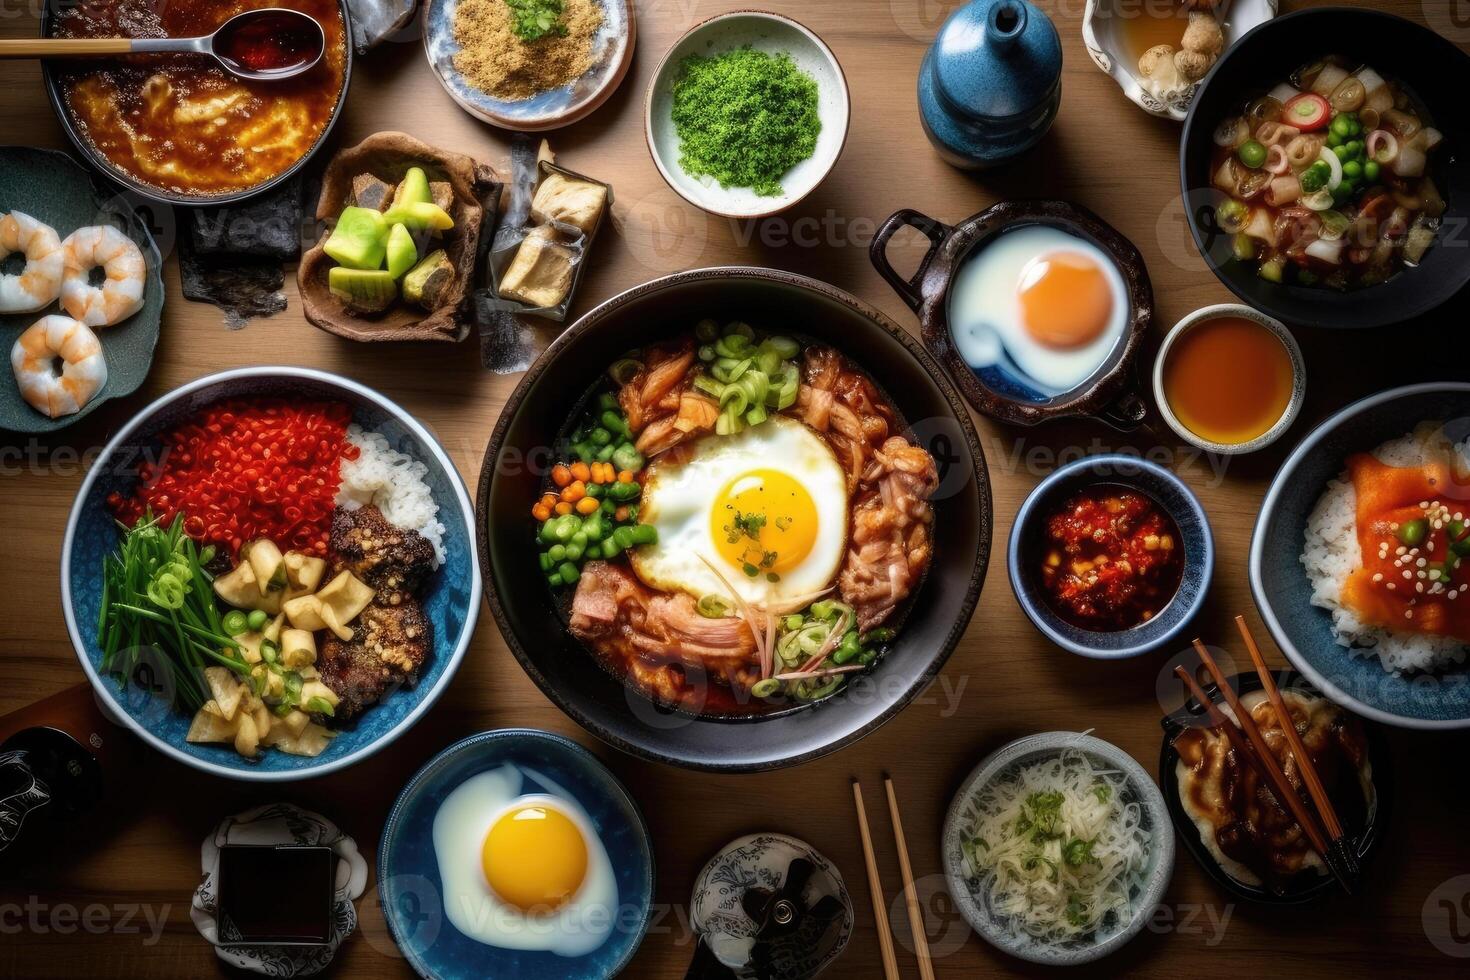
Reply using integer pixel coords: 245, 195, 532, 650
432, 763, 618, 957
630, 415, 848, 606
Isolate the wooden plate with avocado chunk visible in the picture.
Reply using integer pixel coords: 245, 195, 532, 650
298, 132, 502, 343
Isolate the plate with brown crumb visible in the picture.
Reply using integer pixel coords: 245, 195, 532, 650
424, 0, 635, 130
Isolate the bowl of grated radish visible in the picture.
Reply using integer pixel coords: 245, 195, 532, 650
941, 731, 1174, 965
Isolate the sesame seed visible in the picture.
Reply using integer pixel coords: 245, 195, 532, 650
1372, 572, 1384, 582
1404, 570, 1413, 579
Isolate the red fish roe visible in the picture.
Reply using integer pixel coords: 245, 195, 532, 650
108, 399, 360, 558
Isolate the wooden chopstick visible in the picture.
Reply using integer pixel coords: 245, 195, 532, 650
1234, 615, 1345, 840
1189, 640, 1331, 858
852, 779, 901, 980
884, 776, 936, 980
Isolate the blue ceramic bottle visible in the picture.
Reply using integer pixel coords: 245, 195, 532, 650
918, 0, 1063, 169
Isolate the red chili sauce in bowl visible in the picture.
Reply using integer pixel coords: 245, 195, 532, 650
1038, 485, 1185, 631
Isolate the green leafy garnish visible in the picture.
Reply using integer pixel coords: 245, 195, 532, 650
1062, 837, 1096, 868
503, 0, 566, 42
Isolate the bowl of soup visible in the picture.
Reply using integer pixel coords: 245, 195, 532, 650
1180, 8, 1470, 328
43, 0, 352, 205
1153, 304, 1305, 455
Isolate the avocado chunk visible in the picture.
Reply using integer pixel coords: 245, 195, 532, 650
381, 201, 454, 234
392, 166, 432, 208
385, 223, 418, 279
402, 249, 456, 309
323, 206, 389, 270
329, 267, 398, 313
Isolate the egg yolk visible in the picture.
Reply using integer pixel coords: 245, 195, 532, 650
710, 468, 819, 576
480, 804, 588, 913
1016, 250, 1114, 350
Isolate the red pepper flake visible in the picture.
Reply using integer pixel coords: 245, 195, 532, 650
110, 398, 353, 559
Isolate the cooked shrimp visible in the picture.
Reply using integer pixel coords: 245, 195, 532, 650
10, 315, 108, 418
60, 225, 145, 327
0, 211, 63, 313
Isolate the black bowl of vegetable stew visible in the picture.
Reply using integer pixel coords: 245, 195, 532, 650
1180, 7, 1470, 328
476, 268, 992, 772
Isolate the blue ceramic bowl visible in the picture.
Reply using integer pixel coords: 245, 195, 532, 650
1251, 382, 1470, 730
378, 730, 654, 979
60, 367, 481, 781
1008, 455, 1214, 659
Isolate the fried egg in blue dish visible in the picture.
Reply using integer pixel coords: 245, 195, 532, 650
529, 319, 940, 715
378, 730, 654, 978
949, 224, 1130, 401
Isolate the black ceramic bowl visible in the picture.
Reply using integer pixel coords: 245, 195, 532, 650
1158, 669, 1390, 904
1008, 455, 1213, 659
1180, 7, 1470, 328
477, 268, 993, 772
39, 0, 353, 207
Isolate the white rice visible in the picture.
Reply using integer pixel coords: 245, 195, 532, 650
1300, 427, 1470, 674
336, 424, 446, 567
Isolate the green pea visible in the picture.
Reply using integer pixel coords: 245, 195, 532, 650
1325, 130, 1343, 148
1397, 519, 1428, 547
1342, 160, 1362, 180
611, 444, 644, 473
1345, 139, 1363, 159
600, 538, 620, 559
784, 614, 804, 631
1330, 114, 1353, 138
628, 524, 658, 545
246, 609, 269, 632
1237, 139, 1267, 169
564, 542, 584, 562
547, 571, 563, 588
588, 427, 612, 447
1363, 160, 1381, 182
538, 552, 553, 572
558, 562, 581, 585
1333, 143, 1352, 160
549, 543, 567, 562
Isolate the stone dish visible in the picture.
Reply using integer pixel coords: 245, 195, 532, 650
477, 267, 992, 772
0, 146, 163, 434
872, 201, 1153, 429
1082, 0, 1277, 121
942, 731, 1175, 965
1250, 382, 1470, 729
61, 367, 482, 781
298, 132, 500, 343
644, 11, 850, 219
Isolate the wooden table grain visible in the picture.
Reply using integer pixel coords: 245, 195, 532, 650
3, 0, 1469, 976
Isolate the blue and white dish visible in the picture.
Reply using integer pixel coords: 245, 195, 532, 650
60, 367, 481, 781
377, 729, 654, 979
1251, 382, 1470, 729
424, 0, 634, 130
1008, 454, 1214, 659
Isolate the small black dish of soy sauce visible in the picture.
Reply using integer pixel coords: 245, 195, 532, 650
217, 844, 337, 946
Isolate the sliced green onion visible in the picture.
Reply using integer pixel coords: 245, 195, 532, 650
697, 594, 732, 618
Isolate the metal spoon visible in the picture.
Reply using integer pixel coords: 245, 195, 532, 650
0, 8, 326, 82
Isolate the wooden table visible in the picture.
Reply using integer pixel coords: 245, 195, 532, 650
3, 0, 1468, 976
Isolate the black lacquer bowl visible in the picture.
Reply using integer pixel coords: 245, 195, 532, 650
477, 268, 993, 772
1180, 7, 1470, 328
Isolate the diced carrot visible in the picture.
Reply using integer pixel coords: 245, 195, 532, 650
539, 492, 558, 509
531, 502, 552, 521
576, 497, 599, 515
551, 464, 572, 487
554, 501, 572, 516
562, 480, 586, 502
615, 506, 629, 522
618, 469, 634, 483
570, 461, 591, 482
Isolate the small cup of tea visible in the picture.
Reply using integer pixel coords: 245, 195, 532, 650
1152, 304, 1305, 455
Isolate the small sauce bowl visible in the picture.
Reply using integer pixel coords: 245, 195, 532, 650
1152, 304, 1305, 456
1008, 455, 1214, 659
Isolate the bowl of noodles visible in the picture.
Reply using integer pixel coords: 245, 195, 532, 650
941, 731, 1174, 965
477, 267, 992, 771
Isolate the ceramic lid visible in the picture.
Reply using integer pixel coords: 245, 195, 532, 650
932, 0, 1062, 122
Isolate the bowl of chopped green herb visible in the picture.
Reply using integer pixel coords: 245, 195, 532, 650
644, 11, 850, 218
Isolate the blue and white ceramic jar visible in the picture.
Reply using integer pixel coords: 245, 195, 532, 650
918, 0, 1063, 169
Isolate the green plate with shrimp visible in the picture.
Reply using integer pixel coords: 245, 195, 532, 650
0, 146, 163, 434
